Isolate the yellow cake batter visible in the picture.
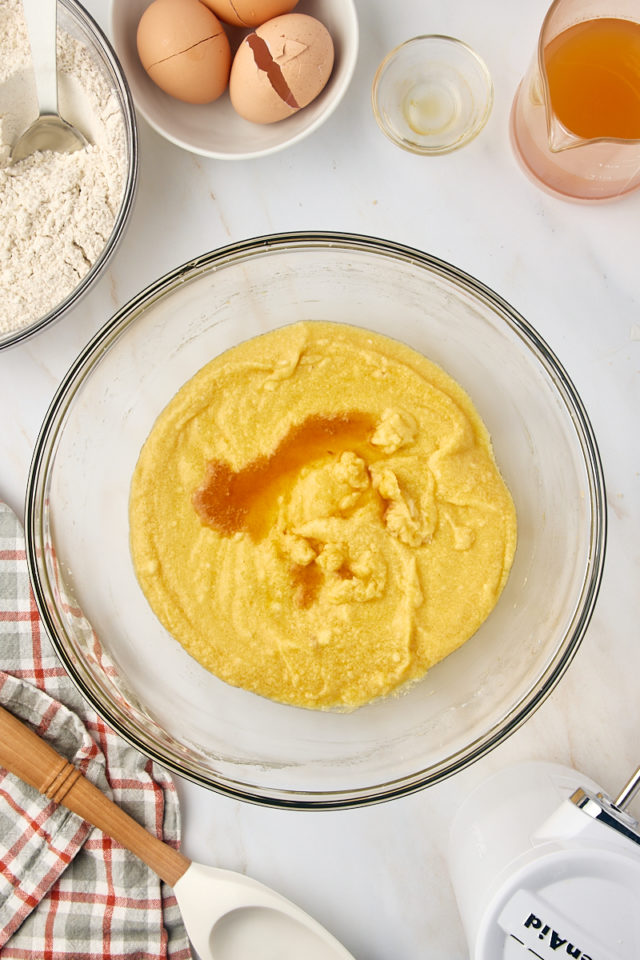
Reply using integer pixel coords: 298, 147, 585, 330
129, 321, 517, 710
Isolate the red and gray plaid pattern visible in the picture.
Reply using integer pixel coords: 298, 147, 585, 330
0, 502, 192, 959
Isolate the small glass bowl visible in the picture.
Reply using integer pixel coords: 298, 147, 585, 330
372, 35, 493, 155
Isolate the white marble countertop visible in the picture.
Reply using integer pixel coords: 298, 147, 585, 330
2, 1, 640, 957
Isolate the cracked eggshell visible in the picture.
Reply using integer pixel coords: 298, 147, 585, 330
230, 13, 334, 123
137, 0, 231, 103
200, 0, 299, 29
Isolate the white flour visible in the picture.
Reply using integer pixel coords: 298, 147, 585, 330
0, 0, 128, 335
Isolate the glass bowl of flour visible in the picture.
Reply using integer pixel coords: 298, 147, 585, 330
0, 0, 137, 350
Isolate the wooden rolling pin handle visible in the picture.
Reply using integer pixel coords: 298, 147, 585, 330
0, 703, 191, 888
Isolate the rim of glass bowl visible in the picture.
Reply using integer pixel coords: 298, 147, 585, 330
25, 231, 607, 810
0, 0, 138, 352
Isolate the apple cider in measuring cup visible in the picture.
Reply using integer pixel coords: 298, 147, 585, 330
544, 17, 640, 140
511, 2, 640, 201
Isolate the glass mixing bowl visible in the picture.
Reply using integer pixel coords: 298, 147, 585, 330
25, 233, 606, 809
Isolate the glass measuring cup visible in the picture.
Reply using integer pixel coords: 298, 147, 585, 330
510, 0, 640, 201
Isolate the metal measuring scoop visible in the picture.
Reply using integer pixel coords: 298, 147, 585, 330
11, 0, 88, 163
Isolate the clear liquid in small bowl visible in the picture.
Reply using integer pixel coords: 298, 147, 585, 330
402, 73, 466, 139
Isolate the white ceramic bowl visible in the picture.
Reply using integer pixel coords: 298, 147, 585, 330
109, 0, 358, 159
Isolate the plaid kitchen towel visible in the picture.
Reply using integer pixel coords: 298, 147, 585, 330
0, 501, 192, 959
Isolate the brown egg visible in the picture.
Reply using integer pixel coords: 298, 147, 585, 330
137, 0, 231, 104
229, 13, 334, 124
200, 0, 299, 28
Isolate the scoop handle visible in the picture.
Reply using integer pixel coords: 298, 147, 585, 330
23, 0, 59, 116
0, 703, 191, 887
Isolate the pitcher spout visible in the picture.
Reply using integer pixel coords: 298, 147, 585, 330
547, 114, 582, 153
